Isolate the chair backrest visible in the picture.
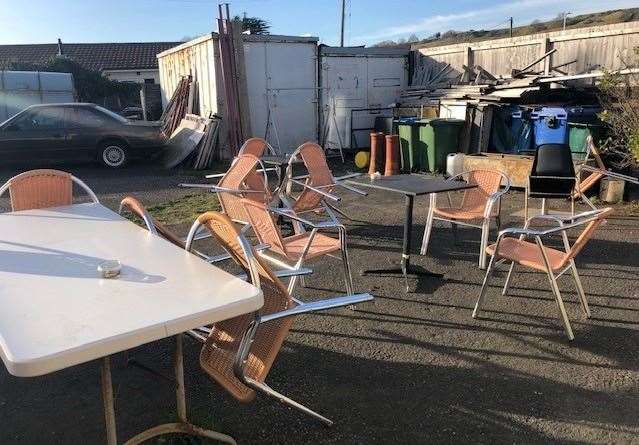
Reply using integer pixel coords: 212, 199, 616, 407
459, 170, 506, 214
560, 207, 613, 266
289, 142, 335, 212
529, 144, 575, 196
119, 196, 185, 248
241, 198, 287, 256
0, 169, 99, 212
238, 138, 268, 157
193, 211, 295, 402
218, 154, 270, 224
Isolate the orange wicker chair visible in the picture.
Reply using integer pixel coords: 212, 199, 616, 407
237, 137, 275, 157
420, 169, 510, 269
118, 196, 186, 248
181, 153, 272, 226
240, 198, 354, 295
472, 207, 613, 340
184, 211, 372, 425
0, 169, 98, 211
283, 142, 366, 223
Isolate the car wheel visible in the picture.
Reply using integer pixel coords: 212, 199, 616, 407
100, 142, 128, 168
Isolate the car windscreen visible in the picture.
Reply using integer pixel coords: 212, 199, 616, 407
93, 105, 129, 124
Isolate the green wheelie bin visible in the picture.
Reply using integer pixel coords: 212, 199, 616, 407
418, 118, 465, 173
568, 122, 603, 160
396, 118, 427, 172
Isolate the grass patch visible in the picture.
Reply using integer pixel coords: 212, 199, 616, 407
146, 193, 220, 226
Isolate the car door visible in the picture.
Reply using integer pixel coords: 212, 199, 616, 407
64, 107, 108, 161
0, 107, 68, 163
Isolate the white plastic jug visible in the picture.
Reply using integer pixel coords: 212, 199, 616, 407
446, 153, 464, 178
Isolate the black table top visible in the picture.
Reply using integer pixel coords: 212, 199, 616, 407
347, 174, 476, 196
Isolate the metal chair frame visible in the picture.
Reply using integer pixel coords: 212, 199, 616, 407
0, 169, 99, 211
242, 199, 354, 296
420, 170, 511, 269
184, 214, 373, 425
472, 208, 611, 340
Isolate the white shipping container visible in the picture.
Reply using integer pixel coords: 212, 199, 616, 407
319, 47, 408, 150
157, 34, 319, 155
0, 71, 75, 122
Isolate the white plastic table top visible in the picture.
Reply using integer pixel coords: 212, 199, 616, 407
0, 203, 263, 377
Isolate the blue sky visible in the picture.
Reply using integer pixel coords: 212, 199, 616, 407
1, 0, 638, 46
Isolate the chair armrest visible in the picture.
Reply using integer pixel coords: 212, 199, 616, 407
497, 227, 545, 239
288, 179, 341, 202
580, 165, 639, 185
178, 183, 266, 194
259, 293, 374, 323
268, 207, 340, 229
204, 172, 225, 179
207, 243, 271, 263
237, 267, 313, 281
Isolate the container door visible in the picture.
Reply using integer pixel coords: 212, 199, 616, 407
320, 56, 367, 151
366, 57, 406, 110
244, 41, 318, 154
357, 56, 406, 149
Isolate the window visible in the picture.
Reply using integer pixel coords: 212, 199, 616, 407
144, 78, 155, 84
8, 108, 65, 130
67, 108, 107, 127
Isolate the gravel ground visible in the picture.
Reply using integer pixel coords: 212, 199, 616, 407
0, 161, 638, 444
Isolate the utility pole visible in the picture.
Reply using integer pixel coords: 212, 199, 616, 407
509, 17, 513, 38
340, 0, 346, 47
563, 12, 571, 30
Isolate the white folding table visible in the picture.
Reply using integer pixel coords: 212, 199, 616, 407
0, 202, 263, 444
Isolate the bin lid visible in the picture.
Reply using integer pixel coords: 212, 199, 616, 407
418, 118, 465, 126
530, 107, 568, 119
395, 117, 419, 124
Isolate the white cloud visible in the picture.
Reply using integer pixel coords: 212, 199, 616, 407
355, 0, 639, 44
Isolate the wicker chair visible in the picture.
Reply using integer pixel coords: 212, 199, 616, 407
473, 207, 613, 340
420, 170, 511, 269
0, 169, 98, 211
181, 153, 272, 227
118, 196, 186, 248
241, 198, 354, 295
283, 142, 366, 223
185, 211, 372, 425
237, 137, 275, 157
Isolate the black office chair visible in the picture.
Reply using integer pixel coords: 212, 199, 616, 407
525, 143, 576, 219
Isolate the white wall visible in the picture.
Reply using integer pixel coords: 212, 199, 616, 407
103, 69, 161, 84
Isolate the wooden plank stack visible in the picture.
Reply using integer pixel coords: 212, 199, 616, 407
161, 75, 192, 138
191, 117, 221, 170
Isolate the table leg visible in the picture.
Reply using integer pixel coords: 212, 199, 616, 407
123, 334, 237, 445
101, 357, 117, 445
362, 194, 443, 292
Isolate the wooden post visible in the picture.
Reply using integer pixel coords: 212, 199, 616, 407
542, 37, 553, 75
462, 46, 474, 83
